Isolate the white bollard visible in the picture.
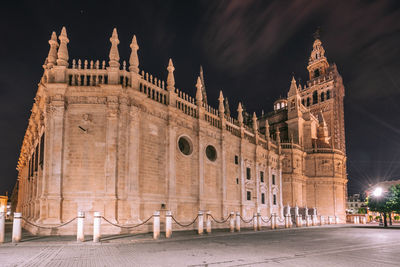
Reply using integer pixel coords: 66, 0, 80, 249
12, 212, 22, 243
153, 211, 160, 239
335, 216, 339, 224
253, 213, 258, 231
328, 216, 332, 225
0, 212, 5, 243
93, 212, 101, 243
235, 212, 240, 232
206, 211, 212, 234
77, 211, 85, 242
285, 215, 289, 228
257, 212, 262, 231
198, 211, 204, 235
320, 215, 325, 225
165, 211, 172, 238
306, 215, 311, 227
229, 212, 235, 232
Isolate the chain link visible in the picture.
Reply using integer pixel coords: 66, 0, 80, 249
239, 215, 253, 224
277, 217, 285, 223
101, 215, 153, 229
21, 217, 77, 229
171, 215, 199, 227
261, 215, 272, 224
210, 214, 231, 224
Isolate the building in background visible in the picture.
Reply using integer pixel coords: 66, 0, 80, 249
15, 27, 348, 235
347, 194, 366, 214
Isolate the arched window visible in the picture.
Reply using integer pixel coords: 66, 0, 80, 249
314, 69, 320, 78
326, 90, 331, 99
277, 103, 281, 109
321, 92, 325, 102
302, 99, 305, 106
307, 97, 310, 106
313, 91, 318, 104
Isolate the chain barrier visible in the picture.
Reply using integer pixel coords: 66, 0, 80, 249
239, 215, 253, 224
210, 214, 231, 224
261, 215, 272, 224
21, 217, 77, 230
276, 216, 285, 223
101, 215, 153, 229
171, 215, 199, 227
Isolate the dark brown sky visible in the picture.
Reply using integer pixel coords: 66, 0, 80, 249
0, 0, 399, 195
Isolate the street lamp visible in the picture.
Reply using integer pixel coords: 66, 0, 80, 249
373, 187, 383, 197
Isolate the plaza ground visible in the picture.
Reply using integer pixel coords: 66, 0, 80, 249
0, 224, 399, 266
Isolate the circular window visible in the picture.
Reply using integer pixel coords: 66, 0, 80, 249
178, 136, 192, 156
205, 145, 217, 161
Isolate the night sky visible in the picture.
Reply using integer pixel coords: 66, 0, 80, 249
0, 0, 399, 196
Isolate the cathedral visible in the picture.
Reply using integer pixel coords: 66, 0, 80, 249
16, 27, 347, 234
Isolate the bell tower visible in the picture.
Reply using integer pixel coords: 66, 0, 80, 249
307, 33, 329, 80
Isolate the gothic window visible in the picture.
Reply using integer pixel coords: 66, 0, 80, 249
291, 99, 295, 110
261, 193, 265, 204
235, 155, 239, 165
326, 90, 331, 99
178, 136, 193, 156
260, 171, 264, 183
205, 145, 217, 161
314, 69, 320, 78
272, 174, 276, 185
302, 99, 305, 106
247, 191, 251, 201
246, 167, 251, 180
273, 194, 277, 205
236, 178, 239, 185
307, 97, 310, 106
321, 92, 325, 102
313, 91, 318, 104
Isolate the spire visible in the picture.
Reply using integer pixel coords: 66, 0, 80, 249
56, 27, 69, 67
109, 28, 120, 68
307, 29, 329, 79
218, 90, 225, 116
199, 65, 207, 104
252, 112, 258, 132
288, 76, 299, 97
224, 97, 231, 117
129, 35, 139, 73
195, 76, 203, 106
237, 102, 243, 126
276, 128, 281, 143
167, 58, 175, 91
265, 118, 270, 139
47, 31, 59, 68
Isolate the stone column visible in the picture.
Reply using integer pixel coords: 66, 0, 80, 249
105, 97, 119, 220
127, 106, 141, 222
12, 212, 22, 243
166, 108, 177, 213
44, 97, 66, 224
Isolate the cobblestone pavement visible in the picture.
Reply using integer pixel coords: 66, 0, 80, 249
1, 224, 399, 266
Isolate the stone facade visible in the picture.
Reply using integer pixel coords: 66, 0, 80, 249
16, 27, 347, 234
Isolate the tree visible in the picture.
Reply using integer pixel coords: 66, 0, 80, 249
367, 185, 400, 227
367, 191, 391, 227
